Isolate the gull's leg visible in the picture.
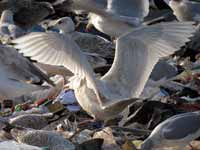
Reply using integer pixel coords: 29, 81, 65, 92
96, 93, 103, 107
78, 118, 103, 129
189, 143, 199, 150
86, 23, 94, 32
111, 37, 116, 43
78, 118, 96, 126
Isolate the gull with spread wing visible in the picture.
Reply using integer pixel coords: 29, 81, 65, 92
13, 14, 195, 120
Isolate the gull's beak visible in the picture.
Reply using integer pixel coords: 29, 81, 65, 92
45, 20, 59, 32
163, 0, 170, 5
86, 23, 94, 32
48, 20, 59, 27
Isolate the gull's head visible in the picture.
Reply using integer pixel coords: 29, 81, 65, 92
49, 17, 75, 33
140, 138, 154, 150
0, 10, 14, 24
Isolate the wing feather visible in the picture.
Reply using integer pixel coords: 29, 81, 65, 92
13, 32, 99, 97
102, 22, 195, 98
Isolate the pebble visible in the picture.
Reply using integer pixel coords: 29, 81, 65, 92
11, 128, 75, 150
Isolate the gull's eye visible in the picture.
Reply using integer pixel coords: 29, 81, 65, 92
58, 20, 63, 24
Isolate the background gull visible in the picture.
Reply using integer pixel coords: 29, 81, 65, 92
0, 10, 24, 44
140, 111, 200, 150
0, 45, 53, 102
163, 0, 200, 22
13, 15, 195, 120
163, 0, 200, 51
0, 0, 54, 29
64, 0, 149, 37
12, 75, 65, 105
106, 0, 149, 19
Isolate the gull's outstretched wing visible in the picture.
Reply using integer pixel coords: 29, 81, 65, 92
107, 0, 149, 20
102, 22, 195, 98
13, 32, 99, 98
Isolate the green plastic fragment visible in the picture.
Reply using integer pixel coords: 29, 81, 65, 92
15, 104, 22, 112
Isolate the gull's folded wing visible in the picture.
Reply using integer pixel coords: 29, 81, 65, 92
107, 0, 149, 20
162, 112, 200, 140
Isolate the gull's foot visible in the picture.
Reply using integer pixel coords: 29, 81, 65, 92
78, 118, 96, 126
78, 119, 102, 129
